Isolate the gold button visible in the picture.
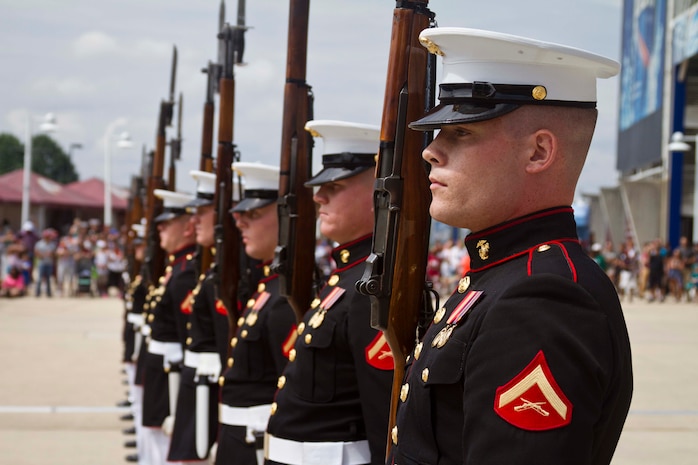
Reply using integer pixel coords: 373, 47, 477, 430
297, 322, 305, 335
304, 334, 312, 344
247, 298, 255, 308
263, 265, 271, 276
391, 425, 398, 445
164, 365, 170, 373
168, 255, 175, 262
328, 275, 339, 286
421, 368, 429, 383
457, 276, 470, 293
230, 337, 238, 348
186, 253, 193, 260
339, 249, 350, 264
227, 357, 234, 368
218, 376, 225, 387
433, 307, 445, 324
532, 85, 547, 100
289, 349, 296, 361
257, 283, 266, 293
143, 303, 149, 310
277, 376, 286, 389
241, 329, 248, 338
400, 383, 409, 402
537, 244, 551, 252
311, 298, 321, 309
237, 317, 245, 327
186, 322, 192, 330
270, 402, 277, 415
148, 314, 154, 323
414, 342, 423, 360
199, 273, 206, 281
186, 337, 192, 345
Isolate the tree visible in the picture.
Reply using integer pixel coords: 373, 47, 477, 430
0, 132, 79, 184
0, 133, 24, 174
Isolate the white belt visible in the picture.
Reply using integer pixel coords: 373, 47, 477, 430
148, 340, 183, 362
184, 350, 200, 368
219, 403, 271, 430
264, 433, 370, 465
126, 313, 144, 326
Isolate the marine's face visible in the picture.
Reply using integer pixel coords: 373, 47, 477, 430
157, 216, 190, 253
193, 204, 215, 248
232, 203, 278, 261
312, 170, 374, 245
422, 117, 524, 232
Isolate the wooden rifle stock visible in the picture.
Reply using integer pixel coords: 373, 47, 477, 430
197, 62, 218, 275
213, 22, 243, 341
144, 46, 178, 288
355, 0, 435, 457
271, 0, 316, 324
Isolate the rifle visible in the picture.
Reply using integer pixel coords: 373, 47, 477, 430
212, 5, 246, 335
355, 0, 436, 457
144, 45, 178, 288
168, 92, 183, 191
125, 173, 145, 280
270, 0, 316, 324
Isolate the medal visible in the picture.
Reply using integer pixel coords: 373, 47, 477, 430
431, 325, 454, 348
245, 311, 258, 327
308, 309, 326, 329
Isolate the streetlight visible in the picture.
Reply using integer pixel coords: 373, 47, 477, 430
21, 112, 58, 226
667, 131, 697, 244
104, 117, 133, 228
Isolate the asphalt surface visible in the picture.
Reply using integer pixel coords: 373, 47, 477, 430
0, 294, 695, 464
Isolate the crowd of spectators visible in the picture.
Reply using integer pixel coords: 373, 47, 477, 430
590, 235, 698, 303
0, 218, 128, 298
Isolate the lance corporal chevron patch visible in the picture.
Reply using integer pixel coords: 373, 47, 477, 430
494, 350, 572, 431
365, 332, 394, 370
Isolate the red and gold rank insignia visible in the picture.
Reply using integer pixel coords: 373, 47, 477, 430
494, 350, 572, 431
365, 332, 394, 370
215, 299, 228, 316
281, 326, 298, 359
180, 290, 194, 314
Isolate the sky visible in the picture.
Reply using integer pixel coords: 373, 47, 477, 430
0, 0, 623, 199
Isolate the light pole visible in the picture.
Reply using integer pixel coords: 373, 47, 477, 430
103, 118, 133, 228
667, 131, 697, 244
21, 113, 57, 226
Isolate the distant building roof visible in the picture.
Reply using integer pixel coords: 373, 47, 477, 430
0, 169, 127, 210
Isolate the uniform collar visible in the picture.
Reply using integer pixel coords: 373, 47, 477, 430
167, 243, 197, 265
331, 234, 372, 270
465, 207, 579, 272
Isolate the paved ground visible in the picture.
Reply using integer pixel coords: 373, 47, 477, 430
0, 294, 696, 464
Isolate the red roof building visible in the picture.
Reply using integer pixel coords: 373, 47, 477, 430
0, 169, 128, 232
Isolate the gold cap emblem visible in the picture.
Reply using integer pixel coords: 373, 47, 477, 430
532, 85, 547, 100
339, 249, 350, 264
476, 240, 490, 260
419, 36, 444, 56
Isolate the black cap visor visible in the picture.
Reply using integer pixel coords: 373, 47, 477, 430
305, 165, 374, 187
231, 189, 278, 213
154, 208, 189, 224
409, 102, 520, 131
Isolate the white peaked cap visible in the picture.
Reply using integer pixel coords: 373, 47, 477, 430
231, 162, 279, 213
304, 120, 379, 186
153, 189, 195, 222
410, 27, 620, 130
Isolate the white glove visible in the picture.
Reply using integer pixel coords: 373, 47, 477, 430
195, 352, 222, 383
140, 324, 151, 337
208, 442, 218, 465
162, 415, 175, 436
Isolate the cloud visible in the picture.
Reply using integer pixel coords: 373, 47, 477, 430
72, 31, 119, 58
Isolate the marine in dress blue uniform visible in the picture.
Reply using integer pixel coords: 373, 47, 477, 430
264, 121, 394, 465
140, 189, 198, 465
167, 171, 221, 463
387, 28, 633, 465
216, 162, 298, 465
